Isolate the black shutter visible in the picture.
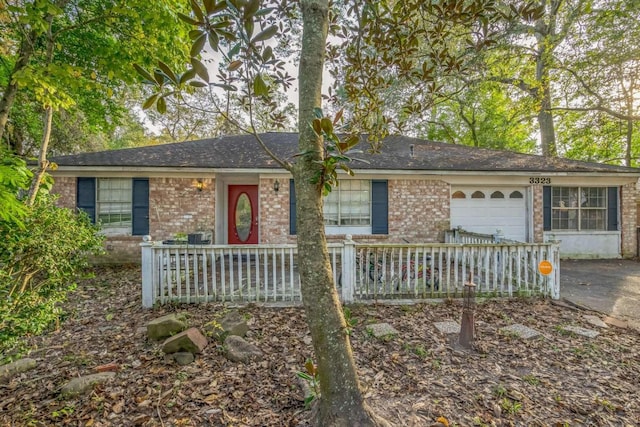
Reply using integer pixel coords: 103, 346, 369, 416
543, 186, 551, 231
132, 178, 149, 235
607, 186, 619, 231
76, 178, 96, 223
371, 180, 388, 234
289, 179, 296, 235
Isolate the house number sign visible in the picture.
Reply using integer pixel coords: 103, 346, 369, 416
529, 177, 551, 184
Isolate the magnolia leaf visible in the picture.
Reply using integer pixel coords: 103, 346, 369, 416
253, 74, 268, 96
229, 42, 241, 58
251, 25, 278, 44
191, 57, 210, 82
339, 164, 355, 176
320, 117, 333, 134
333, 108, 343, 125
189, 29, 203, 40
312, 119, 322, 135
133, 64, 155, 83
203, 0, 216, 14
157, 61, 178, 84
255, 7, 274, 17
190, 0, 204, 22
245, 0, 260, 17
208, 29, 220, 52
189, 81, 208, 87
344, 135, 359, 149
142, 93, 159, 110
313, 107, 323, 119
179, 68, 197, 85
191, 33, 207, 57
213, 83, 237, 91
228, 60, 242, 71
177, 12, 199, 26
153, 69, 165, 85
156, 96, 167, 114
244, 19, 254, 39
262, 45, 273, 62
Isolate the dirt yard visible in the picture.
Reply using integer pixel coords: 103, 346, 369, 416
1, 265, 638, 426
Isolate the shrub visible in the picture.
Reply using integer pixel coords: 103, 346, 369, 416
0, 195, 104, 356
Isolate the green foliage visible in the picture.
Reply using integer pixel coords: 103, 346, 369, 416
296, 358, 320, 409
341, 305, 358, 335
134, 0, 296, 132
307, 108, 364, 195
0, 195, 104, 356
500, 397, 522, 415
1, 0, 192, 154
0, 150, 31, 225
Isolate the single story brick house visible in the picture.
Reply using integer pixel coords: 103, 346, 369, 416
50, 132, 640, 261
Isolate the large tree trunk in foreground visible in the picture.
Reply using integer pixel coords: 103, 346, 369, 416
295, 1, 391, 425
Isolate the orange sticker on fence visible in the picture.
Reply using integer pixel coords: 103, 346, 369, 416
538, 260, 553, 275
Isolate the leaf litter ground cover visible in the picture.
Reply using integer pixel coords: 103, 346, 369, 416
1, 265, 638, 426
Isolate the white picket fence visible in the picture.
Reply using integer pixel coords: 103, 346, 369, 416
140, 239, 560, 307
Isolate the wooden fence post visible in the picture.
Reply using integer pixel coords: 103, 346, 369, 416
141, 241, 154, 308
342, 236, 356, 303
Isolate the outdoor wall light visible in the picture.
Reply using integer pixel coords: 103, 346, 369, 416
196, 179, 204, 192
273, 179, 280, 193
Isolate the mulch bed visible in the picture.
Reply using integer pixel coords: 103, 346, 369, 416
1, 265, 638, 426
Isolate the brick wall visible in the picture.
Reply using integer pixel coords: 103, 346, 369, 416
51, 176, 216, 262
259, 178, 295, 244
621, 182, 638, 258
52, 176, 76, 209
387, 179, 450, 243
532, 186, 544, 243
53, 174, 637, 261
260, 178, 450, 245
149, 177, 215, 243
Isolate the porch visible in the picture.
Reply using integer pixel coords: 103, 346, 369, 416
140, 238, 560, 307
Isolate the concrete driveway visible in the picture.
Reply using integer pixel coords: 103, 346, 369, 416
560, 259, 640, 330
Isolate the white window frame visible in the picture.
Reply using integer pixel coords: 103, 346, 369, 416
324, 180, 371, 235
97, 178, 132, 233
551, 186, 607, 231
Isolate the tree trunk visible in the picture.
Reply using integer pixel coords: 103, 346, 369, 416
537, 91, 557, 157
26, 106, 53, 206
625, 118, 632, 167
534, 2, 558, 158
296, 1, 391, 425
535, 42, 557, 156
0, 33, 36, 147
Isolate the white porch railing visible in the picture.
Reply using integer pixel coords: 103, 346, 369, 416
141, 239, 560, 307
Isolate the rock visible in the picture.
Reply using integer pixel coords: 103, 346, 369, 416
0, 358, 37, 382
500, 324, 541, 340
219, 310, 250, 338
366, 323, 399, 339
224, 335, 264, 363
60, 372, 115, 397
173, 352, 195, 366
162, 328, 208, 354
146, 313, 187, 340
561, 325, 600, 338
603, 316, 628, 329
583, 315, 609, 329
204, 310, 249, 341
434, 321, 460, 335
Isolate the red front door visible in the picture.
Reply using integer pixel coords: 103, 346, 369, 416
228, 185, 259, 244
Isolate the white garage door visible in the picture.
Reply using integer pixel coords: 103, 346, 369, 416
450, 187, 528, 242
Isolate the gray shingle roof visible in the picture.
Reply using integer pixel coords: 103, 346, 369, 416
51, 132, 640, 174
